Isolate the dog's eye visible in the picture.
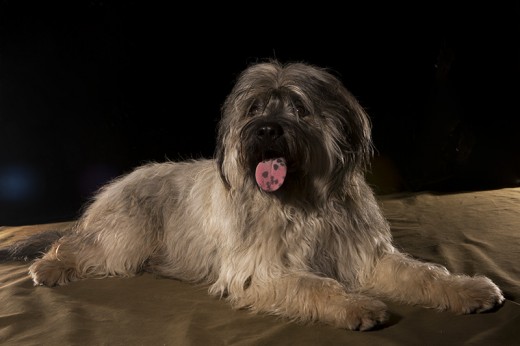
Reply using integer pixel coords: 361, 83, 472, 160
293, 103, 309, 118
247, 101, 262, 117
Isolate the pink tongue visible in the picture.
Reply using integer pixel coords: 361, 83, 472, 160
255, 158, 287, 192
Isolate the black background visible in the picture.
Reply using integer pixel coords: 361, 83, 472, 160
1, 2, 519, 225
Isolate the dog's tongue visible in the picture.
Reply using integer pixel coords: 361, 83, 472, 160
255, 158, 287, 192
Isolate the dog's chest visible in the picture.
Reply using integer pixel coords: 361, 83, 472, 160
247, 207, 338, 267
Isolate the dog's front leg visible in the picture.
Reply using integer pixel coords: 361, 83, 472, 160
220, 272, 388, 331
364, 252, 505, 314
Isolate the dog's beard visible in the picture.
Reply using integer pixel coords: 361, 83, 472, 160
218, 115, 354, 203
232, 114, 343, 200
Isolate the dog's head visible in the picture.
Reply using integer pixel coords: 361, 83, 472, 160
216, 59, 373, 201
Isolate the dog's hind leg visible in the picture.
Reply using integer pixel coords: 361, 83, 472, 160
29, 219, 160, 287
29, 235, 90, 286
28, 176, 167, 287
29, 233, 156, 287
363, 252, 505, 314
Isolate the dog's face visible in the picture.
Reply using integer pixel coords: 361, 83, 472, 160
216, 60, 373, 200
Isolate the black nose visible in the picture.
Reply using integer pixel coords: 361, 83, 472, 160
256, 123, 284, 142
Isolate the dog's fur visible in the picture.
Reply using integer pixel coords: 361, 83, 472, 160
10, 60, 505, 330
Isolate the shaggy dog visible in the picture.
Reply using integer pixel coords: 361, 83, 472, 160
5, 60, 504, 331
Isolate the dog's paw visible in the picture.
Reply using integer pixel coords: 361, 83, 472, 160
447, 275, 505, 314
29, 258, 75, 287
338, 296, 388, 331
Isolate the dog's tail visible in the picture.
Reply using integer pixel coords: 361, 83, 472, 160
0, 230, 66, 262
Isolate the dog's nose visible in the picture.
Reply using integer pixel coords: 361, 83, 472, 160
256, 123, 284, 142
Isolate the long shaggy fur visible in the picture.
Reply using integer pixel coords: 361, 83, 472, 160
22, 59, 503, 331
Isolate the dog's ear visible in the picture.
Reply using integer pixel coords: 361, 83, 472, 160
340, 87, 374, 173
214, 119, 231, 190
313, 66, 374, 176
215, 143, 231, 190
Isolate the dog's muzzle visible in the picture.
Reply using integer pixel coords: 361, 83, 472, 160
246, 120, 288, 192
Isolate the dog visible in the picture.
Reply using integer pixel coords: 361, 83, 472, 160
3, 59, 504, 331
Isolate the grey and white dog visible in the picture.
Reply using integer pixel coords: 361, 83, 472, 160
17, 60, 505, 330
